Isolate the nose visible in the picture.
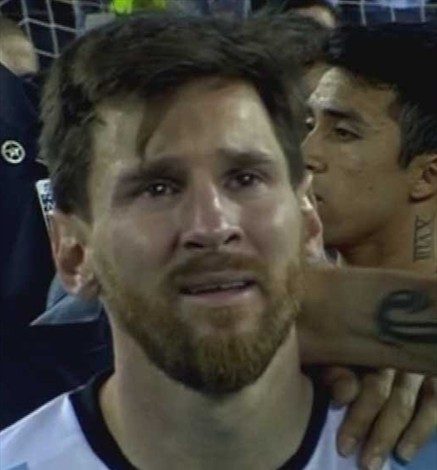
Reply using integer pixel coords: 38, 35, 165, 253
301, 132, 327, 174
180, 179, 242, 251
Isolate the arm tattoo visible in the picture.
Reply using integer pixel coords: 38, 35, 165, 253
413, 215, 435, 262
378, 290, 437, 344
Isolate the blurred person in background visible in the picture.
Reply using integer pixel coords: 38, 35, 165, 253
0, 17, 38, 75
0, 17, 55, 427
0, 18, 47, 327
0, 14, 112, 430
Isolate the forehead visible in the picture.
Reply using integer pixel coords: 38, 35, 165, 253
146, 78, 284, 159
92, 78, 285, 168
309, 67, 398, 123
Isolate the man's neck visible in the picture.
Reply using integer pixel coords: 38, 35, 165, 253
337, 205, 436, 276
99, 327, 313, 470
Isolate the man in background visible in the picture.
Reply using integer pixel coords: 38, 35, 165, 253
304, 22, 437, 469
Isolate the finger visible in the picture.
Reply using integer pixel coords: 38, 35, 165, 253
337, 368, 395, 458
395, 377, 437, 465
359, 372, 424, 470
323, 367, 361, 406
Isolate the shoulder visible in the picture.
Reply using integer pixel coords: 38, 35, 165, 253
0, 392, 105, 470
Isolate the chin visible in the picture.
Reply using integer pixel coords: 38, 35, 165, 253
129, 298, 296, 396
175, 320, 293, 396
179, 303, 266, 341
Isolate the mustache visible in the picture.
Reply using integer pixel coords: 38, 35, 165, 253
166, 252, 266, 283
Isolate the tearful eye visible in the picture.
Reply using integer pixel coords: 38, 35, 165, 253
228, 171, 263, 190
334, 126, 359, 141
145, 181, 179, 197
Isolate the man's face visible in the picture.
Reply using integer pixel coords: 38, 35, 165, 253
86, 78, 304, 394
303, 67, 409, 248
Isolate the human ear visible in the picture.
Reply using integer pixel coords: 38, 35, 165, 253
409, 154, 437, 201
50, 210, 100, 300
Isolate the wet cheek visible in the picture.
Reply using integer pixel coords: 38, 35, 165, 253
96, 217, 173, 285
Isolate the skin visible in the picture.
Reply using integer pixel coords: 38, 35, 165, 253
304, 67, 408, 264
299, 267, 437, 373
0, 18, 38, 75
303, 67, 437, 469
53, 77, 316, 469
304, 67, 437, 274
295, 5, 337, 29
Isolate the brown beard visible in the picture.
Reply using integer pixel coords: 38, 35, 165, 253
97, 252, 302, 395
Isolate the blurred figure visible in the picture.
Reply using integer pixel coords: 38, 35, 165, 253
0, 17, 38, 75
0, 16, 52, 428
0, 1, 101, 69
0, 15, 112, 430
0, 16, 52, 333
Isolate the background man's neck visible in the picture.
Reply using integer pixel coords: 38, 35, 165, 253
337, 207, 436, 276
100, 326, 314, 470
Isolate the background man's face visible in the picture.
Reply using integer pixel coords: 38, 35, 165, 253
86, 78, 304, 393
302, 67, 409, 248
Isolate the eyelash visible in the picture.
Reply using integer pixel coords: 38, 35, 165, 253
226, 170, 265, 190
305, 117, 360, 141
144, 179, 181, 198
334, 126, 360, 141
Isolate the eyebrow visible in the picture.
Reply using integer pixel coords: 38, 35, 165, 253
216, 148, 277, 167
115, 157, 184, 184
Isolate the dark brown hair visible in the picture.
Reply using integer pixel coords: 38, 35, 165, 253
40, 12, 305, 218
327, 23, 437, 168
244, 11, 329, 70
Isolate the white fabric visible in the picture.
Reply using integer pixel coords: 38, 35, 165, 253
0, 394, 105, 470
0, 394, 390, 470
